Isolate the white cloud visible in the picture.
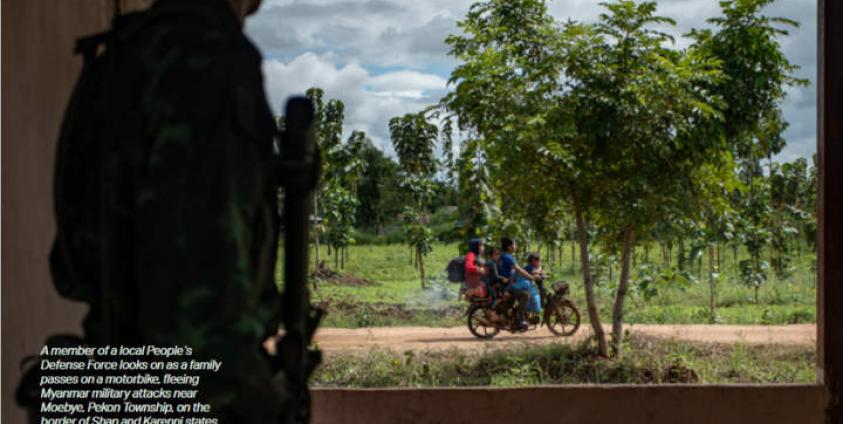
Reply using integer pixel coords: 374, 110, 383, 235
262, 52, 446, 153
247, 0, 472, 68
367, 71, 447, 92
250, 0, 818, 161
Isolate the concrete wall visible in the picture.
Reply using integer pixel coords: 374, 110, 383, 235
312, 385, 827, 424
0, 1, 831, 423
1, 1, 149, 422
2, 2, 107, 422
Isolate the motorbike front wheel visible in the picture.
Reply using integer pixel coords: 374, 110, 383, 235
547, 299, 581, 337
467, 303, 501, 339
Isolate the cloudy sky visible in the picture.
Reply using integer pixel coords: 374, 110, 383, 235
245, 0, 817, 162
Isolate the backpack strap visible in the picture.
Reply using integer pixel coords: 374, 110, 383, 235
74, 32, 111, 66
66, 0, 125, 344
73, 0, 122, 65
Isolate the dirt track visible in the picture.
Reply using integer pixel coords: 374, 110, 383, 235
314, 324, 816, 354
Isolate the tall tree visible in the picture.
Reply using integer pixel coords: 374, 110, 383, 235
322, 130, 367, 268
454, 138, 499, 242
689, 0, 807, 298
306, 87, 369, 269
355, 140, 406, 233
390, 112, 440, 288
443, 0, 610, 355
768, 157, 812, 279
444, 0, 727, 357
568, 0, 725, 356
305, 88, 325, 266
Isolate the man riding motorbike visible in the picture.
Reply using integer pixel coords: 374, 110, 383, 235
498, 238, 534, 329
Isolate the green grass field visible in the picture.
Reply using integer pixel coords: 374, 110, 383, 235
313, 335, 815, 387
278, 242, 816, 328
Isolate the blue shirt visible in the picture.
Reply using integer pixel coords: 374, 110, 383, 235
499, 253, 516, 278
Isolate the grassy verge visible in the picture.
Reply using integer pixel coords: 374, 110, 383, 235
312, 336, 815, 387
278, 242, 816, 327
317, 300, 463, 328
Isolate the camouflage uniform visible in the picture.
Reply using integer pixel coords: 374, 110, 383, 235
50, 0, 284, 421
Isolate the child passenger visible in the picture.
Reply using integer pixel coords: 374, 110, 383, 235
523, 253, 545, 313
484, 247, 504, 292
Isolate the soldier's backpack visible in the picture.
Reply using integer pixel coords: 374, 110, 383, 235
446, 257, 466, 283
50, 6, 152, 310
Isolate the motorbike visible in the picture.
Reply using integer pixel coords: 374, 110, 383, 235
465, 275, 581, 339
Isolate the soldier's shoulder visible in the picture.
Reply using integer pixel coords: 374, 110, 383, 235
124, 1, 261, 66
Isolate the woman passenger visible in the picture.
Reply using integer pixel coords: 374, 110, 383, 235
464, 238, 488, 298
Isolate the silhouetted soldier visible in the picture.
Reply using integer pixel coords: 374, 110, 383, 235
43, 0, 297, 421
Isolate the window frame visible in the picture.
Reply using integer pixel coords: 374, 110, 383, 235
817, 0, 840, 421
310, 2, 840, 422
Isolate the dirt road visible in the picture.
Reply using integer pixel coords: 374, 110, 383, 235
314, 324, 816, 354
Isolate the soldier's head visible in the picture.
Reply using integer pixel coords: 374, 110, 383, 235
228, 0, 263, 24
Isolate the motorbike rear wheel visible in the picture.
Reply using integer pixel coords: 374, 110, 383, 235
547, 299, 581, 337
467, 303, 500, 339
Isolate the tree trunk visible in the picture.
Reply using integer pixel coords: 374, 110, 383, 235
632, 249, 636, 268
678, 239, 685, 271
769, 244, 776, 284
708, 245, 716, 323
716, 244, 721, 272
314, 195, 321, 269
418, 249, 427, 289
697, 255, 702, 281
611, 227, 635, 358
733, 244, 738, 272
575, 202, 608, 357
667, 241, 673, 269
571, 240, 576, 268
559, 246, 564, 270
